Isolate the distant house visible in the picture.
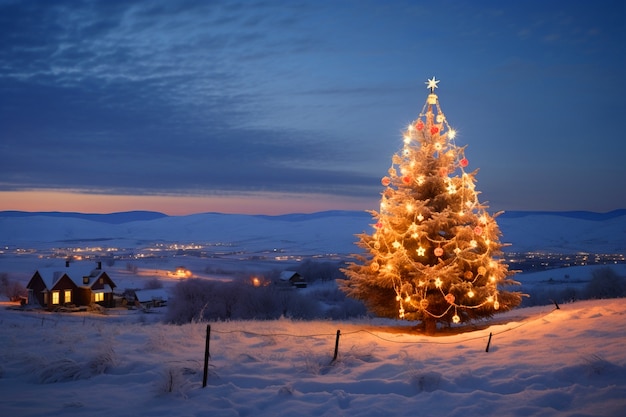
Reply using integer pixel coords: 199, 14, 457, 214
133, 288, 168, 310
26, 261, 117, 310
279, 270, 307, 289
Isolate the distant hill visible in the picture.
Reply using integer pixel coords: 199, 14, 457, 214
0, 210, 168, 224
3, 209, 624, 223
0, 209, 624, 254
499, 209, 626, 221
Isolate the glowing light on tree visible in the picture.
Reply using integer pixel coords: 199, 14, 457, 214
340, 78, 522, 334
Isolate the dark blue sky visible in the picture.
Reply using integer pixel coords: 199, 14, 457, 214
1, 0, 624, 214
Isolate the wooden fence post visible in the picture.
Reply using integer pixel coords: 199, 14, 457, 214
332, 329, 341, 362
202, 324, 211, 388
485, 332, 493, 352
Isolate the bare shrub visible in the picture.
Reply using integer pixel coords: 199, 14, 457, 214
144, 277, 163, 290
0, 273, 27, 301
585, 267, 626, 299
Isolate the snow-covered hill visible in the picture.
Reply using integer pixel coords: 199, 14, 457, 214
1, 298, 625, 417
1, 210, 625, 255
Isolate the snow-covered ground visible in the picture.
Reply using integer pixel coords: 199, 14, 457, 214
1, 210, 625, 416
1, 298, 625, 417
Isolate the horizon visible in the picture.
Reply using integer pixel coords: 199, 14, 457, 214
1, 204, 625, 217
1, 1, 624, 215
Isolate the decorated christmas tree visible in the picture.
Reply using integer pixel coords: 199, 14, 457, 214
340, 77, 522, 334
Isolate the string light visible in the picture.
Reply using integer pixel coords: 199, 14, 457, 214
342, 77, 519, 327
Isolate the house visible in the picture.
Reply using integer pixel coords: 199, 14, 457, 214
278, 270, 307, 289
26, 261, 117, 310
132, 288, 169, 310
76, 264, 117, 308
25, 268, 78, 309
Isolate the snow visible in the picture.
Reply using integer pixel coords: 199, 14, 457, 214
1, 299, 625, 416
1, 210, 625, 416
2, 210, 624, 255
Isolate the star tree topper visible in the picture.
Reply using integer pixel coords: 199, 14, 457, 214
425, 76, 440, 93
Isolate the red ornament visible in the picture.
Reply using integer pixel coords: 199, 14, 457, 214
474, 226, 483, 235
402, 175, 411, 184
430, 126, 439, 135
445, 293, 455, 304
459, 158, 469, 167
434, 247, 444, 257
375, 222, 383, 229
381, 176, 391, 186
415, 120, 424, 131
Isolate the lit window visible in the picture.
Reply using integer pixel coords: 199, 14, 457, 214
52, 291, 60, 305
64, 290, 72, 303
94, 292, 104, 302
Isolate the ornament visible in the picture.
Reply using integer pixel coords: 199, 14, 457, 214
434, 247, 444, 257
402, 175, 411, 184
420, 299, 429, 310
374, 242, 381, 250
416, 246, 426, 256
430, 126, 439, 135
381, 176, 391, 186
452, 314, 460, 324
415, 120, 424, 131
445, 293, 455, 304
392, 240, 401, 249
436, 114, 445, 123
467, 290, 474, 298
375, 222, 383, 229
434, 277, 443, 288
370, 262, 379, 272
464, 271, 473, 279
459, 158, 469, 167
493, 300, 500, 310
474, 226, 483, 235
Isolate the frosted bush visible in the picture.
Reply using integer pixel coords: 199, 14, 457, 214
585, 267, 626, 299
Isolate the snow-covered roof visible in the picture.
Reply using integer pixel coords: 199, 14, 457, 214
134, 288, 169, 303
279, 270, 300, 281
92, 285, 113, 294
33, 262, 111, 289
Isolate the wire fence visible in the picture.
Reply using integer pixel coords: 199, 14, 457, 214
208, 306, 558, 345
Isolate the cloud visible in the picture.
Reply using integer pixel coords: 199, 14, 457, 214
1, 0, 625, 212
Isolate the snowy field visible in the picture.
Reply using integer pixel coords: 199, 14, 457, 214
1, 298, 625, 417
1, 210, 625, 416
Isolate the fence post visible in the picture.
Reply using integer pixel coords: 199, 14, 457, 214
485, 332, 493, 352
202, 324, 211, 388
332, 329, 341, 362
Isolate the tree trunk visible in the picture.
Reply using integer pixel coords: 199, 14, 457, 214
423, 317, 437, 335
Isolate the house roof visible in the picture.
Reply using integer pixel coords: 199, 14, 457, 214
134, 288, 169, 303
279, 270, 301, 281
32, 263, 114, 290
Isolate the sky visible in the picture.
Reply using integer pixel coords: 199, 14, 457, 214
0, 0, 624, 216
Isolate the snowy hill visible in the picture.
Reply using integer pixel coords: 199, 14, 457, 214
1, 298, 625, 417
0, 209, 624, 255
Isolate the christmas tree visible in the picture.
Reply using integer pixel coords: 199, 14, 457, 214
340, 77, 522, 334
